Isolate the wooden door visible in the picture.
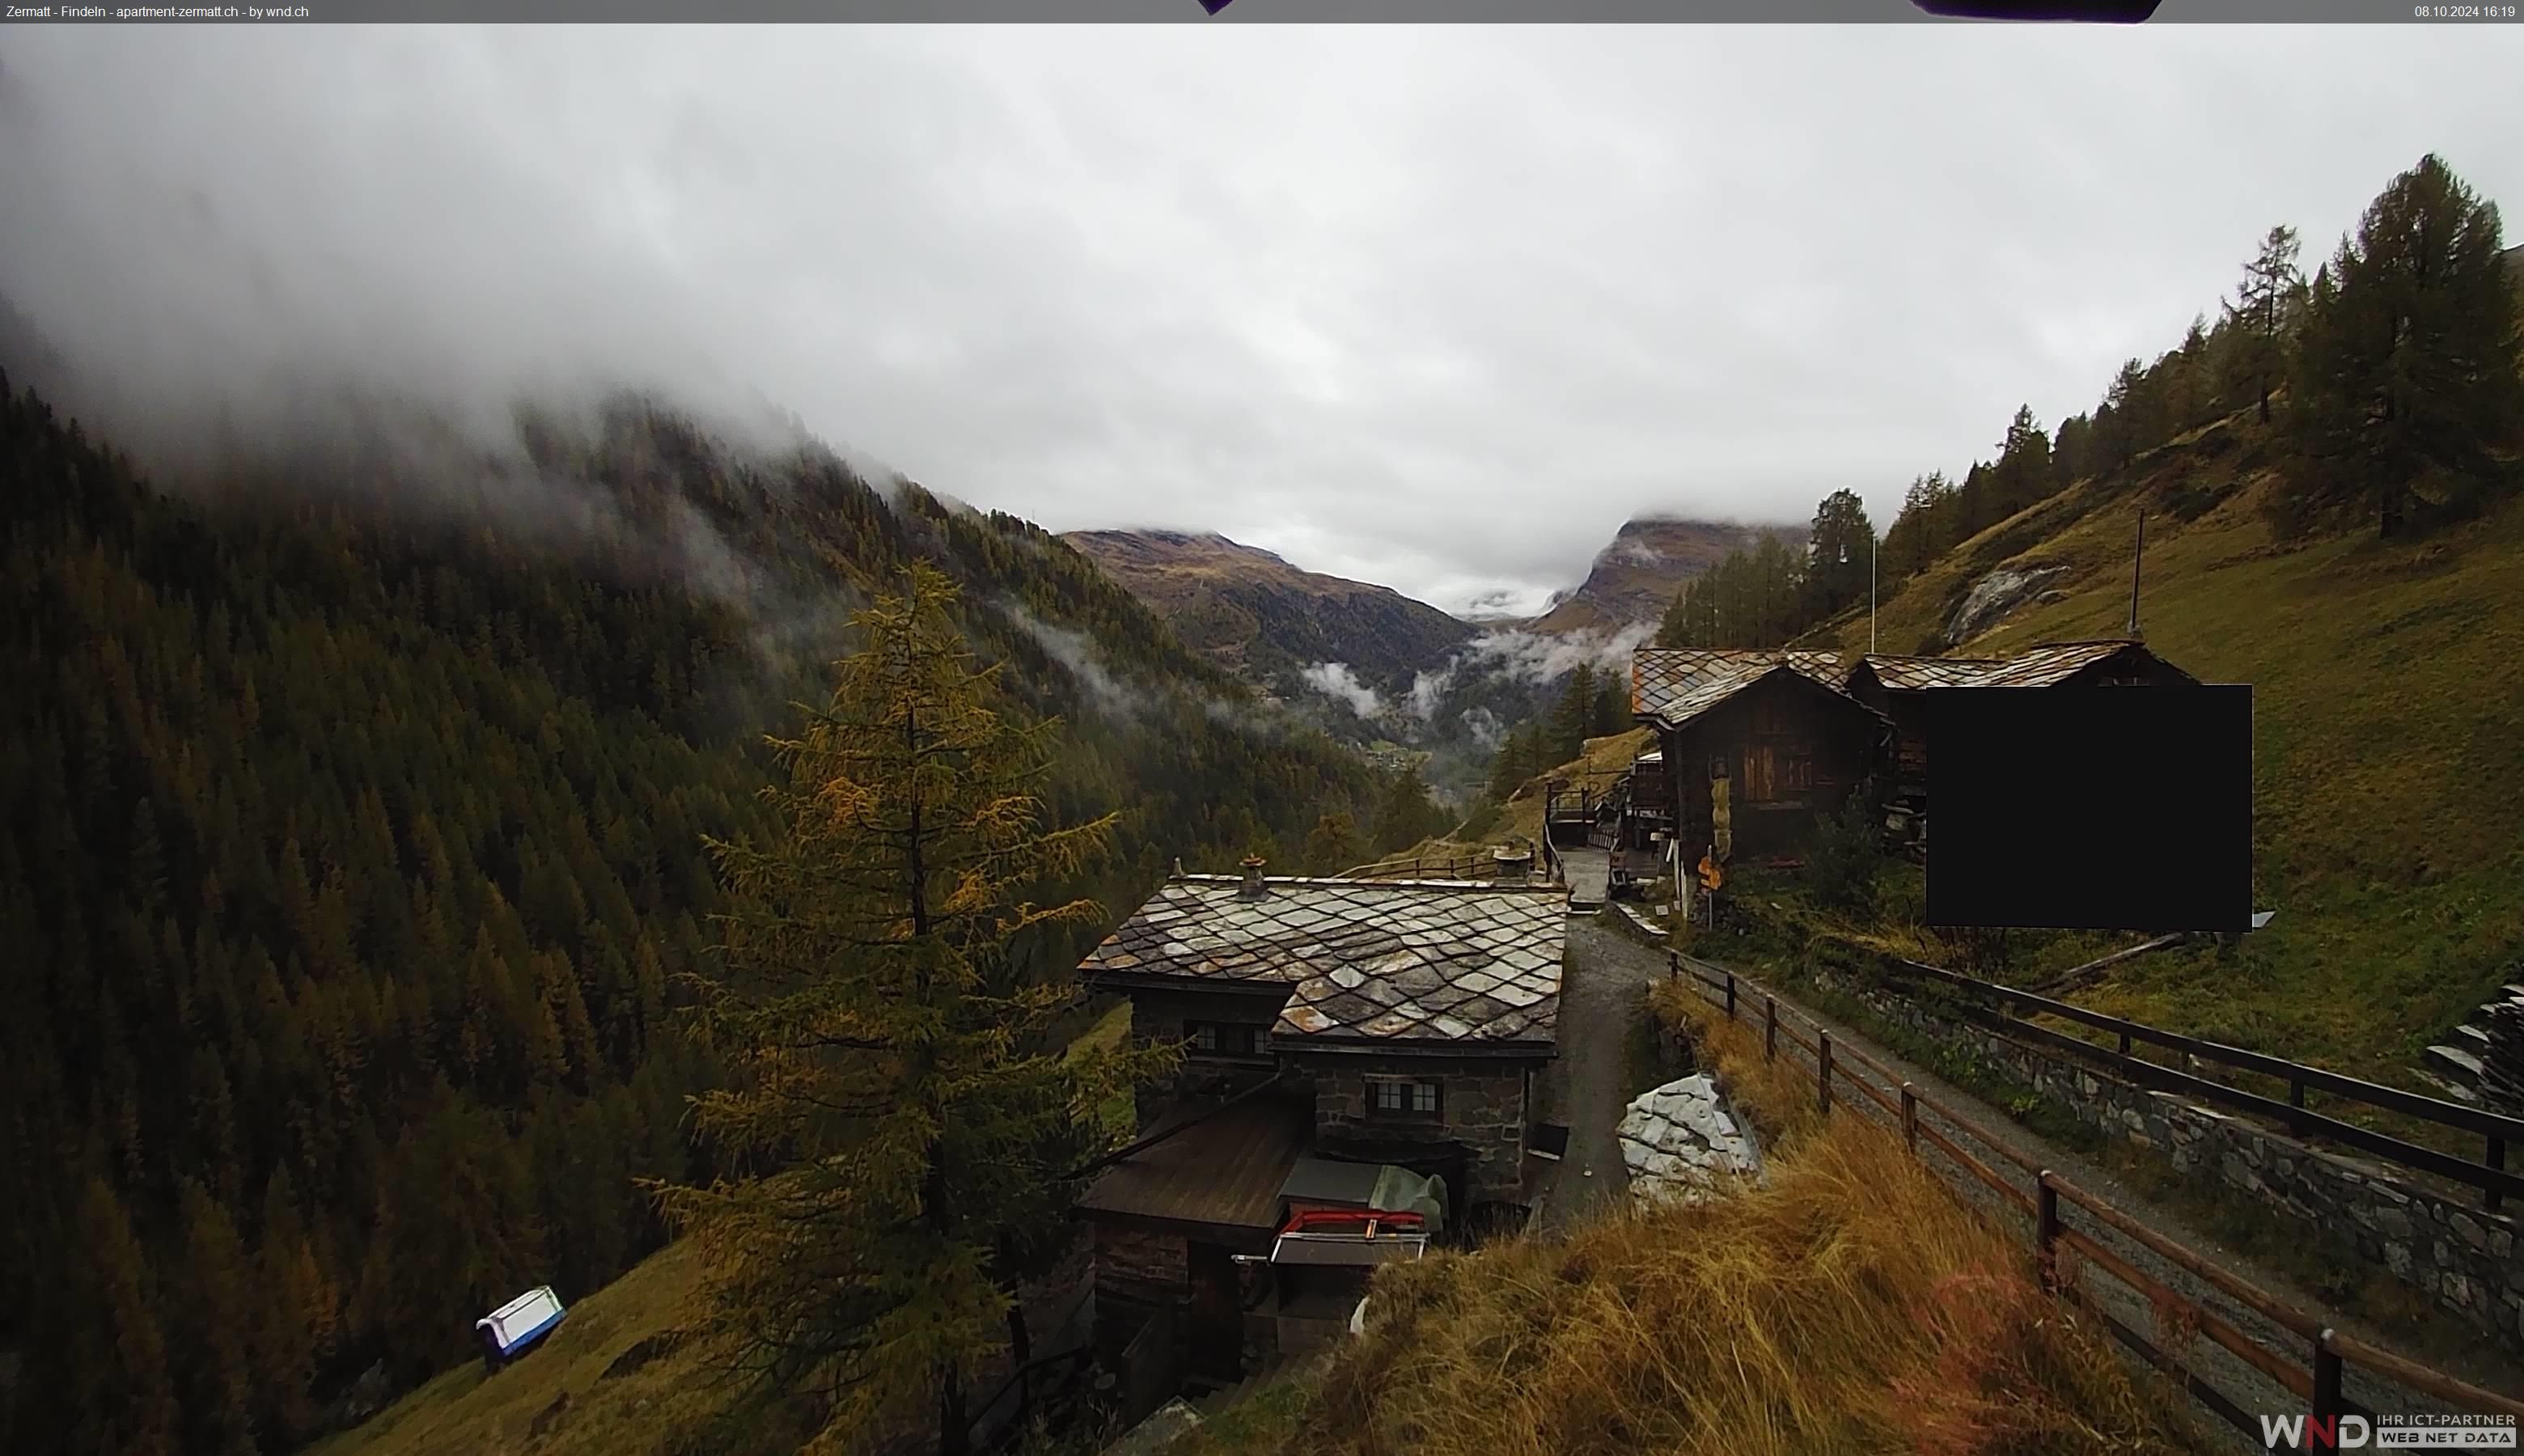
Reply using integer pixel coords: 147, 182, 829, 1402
1743, 745, 1777, 802
1186, 1243, 1243, 1382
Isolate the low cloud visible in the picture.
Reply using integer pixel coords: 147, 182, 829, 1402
1004, 606, 1150, 721
1300, 662, 1385, 718
1454, 622, 1656, 688
1405, 666, 1455, 722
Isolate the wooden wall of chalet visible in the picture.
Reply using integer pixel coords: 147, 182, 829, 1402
1657, 672, 1882, 862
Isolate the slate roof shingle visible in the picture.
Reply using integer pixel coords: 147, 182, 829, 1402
1080, 875, 1567, 1048
1849, 653, 2006, 692
1965, 640, 2186, 688
1629, 648, 1859, 731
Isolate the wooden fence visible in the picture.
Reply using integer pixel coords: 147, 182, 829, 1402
1877, 955, 2522, 1213
1337, 848, 1526, 882
1668, 954, 2524, 1449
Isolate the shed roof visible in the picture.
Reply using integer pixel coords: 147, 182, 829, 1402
1074, 1094, 1312, 1236
1630, 648, 1863, 732
1969, 639, 2189, 688
1848, 654, 2006, 692
1080, 874, 1565, 1049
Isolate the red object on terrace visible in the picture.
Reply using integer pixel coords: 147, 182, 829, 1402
1281, 1208, 1424, 1235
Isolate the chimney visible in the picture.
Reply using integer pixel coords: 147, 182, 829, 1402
1492, 845, 1533, 884
1239, 856, 1268, 899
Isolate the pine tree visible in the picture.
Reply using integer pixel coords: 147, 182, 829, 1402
1802, 489, 1874, 621
171, 1180, 260, 1456
2225, 223, 2304, 423
654, 564, 1169, 1456
1303, 809, 1361, 874
1590, 666, 1628, 738
1548, 663, 1596, 762
1989, 405, 2053, 518
60, 1177, 180, 1456
2278, 154, 2520, 539
1373, 760, 1447, 851
2102, 359, 2153, 467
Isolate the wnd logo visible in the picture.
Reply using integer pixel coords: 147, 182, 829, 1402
2259, 1414, 2372, 1450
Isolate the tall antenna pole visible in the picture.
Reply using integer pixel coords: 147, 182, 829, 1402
2128, 510, 2146, 640
1870, 527, 1878, 655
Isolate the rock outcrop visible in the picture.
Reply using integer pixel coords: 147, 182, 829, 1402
1942, 563, 2070, 647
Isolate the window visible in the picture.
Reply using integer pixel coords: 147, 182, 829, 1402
1187, 1022, 1263, 1057
1367, 1078, 1442, 1119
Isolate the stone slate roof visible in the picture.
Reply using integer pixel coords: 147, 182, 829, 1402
1969, 640, 2190, 688
1080, 874, 1565, 1049
1847, 641, 2197, 692
1849, 653, 2005, 692
1630, 648, 1855, 732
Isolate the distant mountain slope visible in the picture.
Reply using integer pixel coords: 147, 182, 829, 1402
1528, 516, 1800, 635
0, 374, 1400, 1455
1060, 528, 1474, 692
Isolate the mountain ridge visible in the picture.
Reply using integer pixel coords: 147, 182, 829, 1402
1526, 515, 1803, 635
1058, 527, 1476, 693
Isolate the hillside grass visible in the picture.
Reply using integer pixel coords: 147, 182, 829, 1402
302, 1238, 746, 1456
1813, 413, 2524, 1083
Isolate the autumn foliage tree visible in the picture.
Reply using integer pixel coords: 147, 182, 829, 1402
655, 564, 1170, 1456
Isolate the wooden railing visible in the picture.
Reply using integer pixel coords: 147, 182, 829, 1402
1334, 849, 1502, 882
1667, 954, 2524, 1448
1877, 955, 2523, 1213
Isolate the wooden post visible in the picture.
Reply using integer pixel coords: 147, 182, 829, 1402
1818, 1031, 1833, 1115
1764, 997, 1777, 1062
1900, 1082, 1918, 1153
2288, 1077, 2309, 1137
2311, 1329, 2343, 1428
1667, 950, 1679, 983
2488, 1136, 2505, 1213
1725, 972, 1737, 1020
2035, 1173, 2060, 1292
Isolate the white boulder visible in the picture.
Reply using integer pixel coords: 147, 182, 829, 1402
1617, 1073, 1764, 1206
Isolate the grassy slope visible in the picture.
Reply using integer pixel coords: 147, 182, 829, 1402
1810, 414, 2524, 1080
303, 1239, 731, 1456
323, 1006, 1143, 1456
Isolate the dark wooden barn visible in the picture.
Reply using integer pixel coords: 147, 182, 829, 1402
1844, 639, 2200, 801
1629, 649, 1891, 866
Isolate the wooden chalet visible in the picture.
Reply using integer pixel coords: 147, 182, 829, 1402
1074, 861, 1566, 1390
1628, 649, 1891, 866
1844, 639, 2199, 799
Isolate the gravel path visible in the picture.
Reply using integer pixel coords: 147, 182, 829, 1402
1605, 938, 2516, 1454
1527, 915, 1675, 1232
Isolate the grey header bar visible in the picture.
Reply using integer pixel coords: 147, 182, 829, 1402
0, 0, 2507, 21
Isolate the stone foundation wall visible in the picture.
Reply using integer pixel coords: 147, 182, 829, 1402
1284, 1054, 1531, 1204
1793, 960, 2524, 1353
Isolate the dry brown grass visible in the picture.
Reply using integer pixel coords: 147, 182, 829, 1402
1647, 977, 1827, 1148
1268, 984, 2198, 1456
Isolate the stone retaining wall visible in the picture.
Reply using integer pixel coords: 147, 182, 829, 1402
1786, 952, 2524, 1354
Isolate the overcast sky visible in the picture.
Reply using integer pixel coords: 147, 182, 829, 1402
2, 28, 2519, 616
